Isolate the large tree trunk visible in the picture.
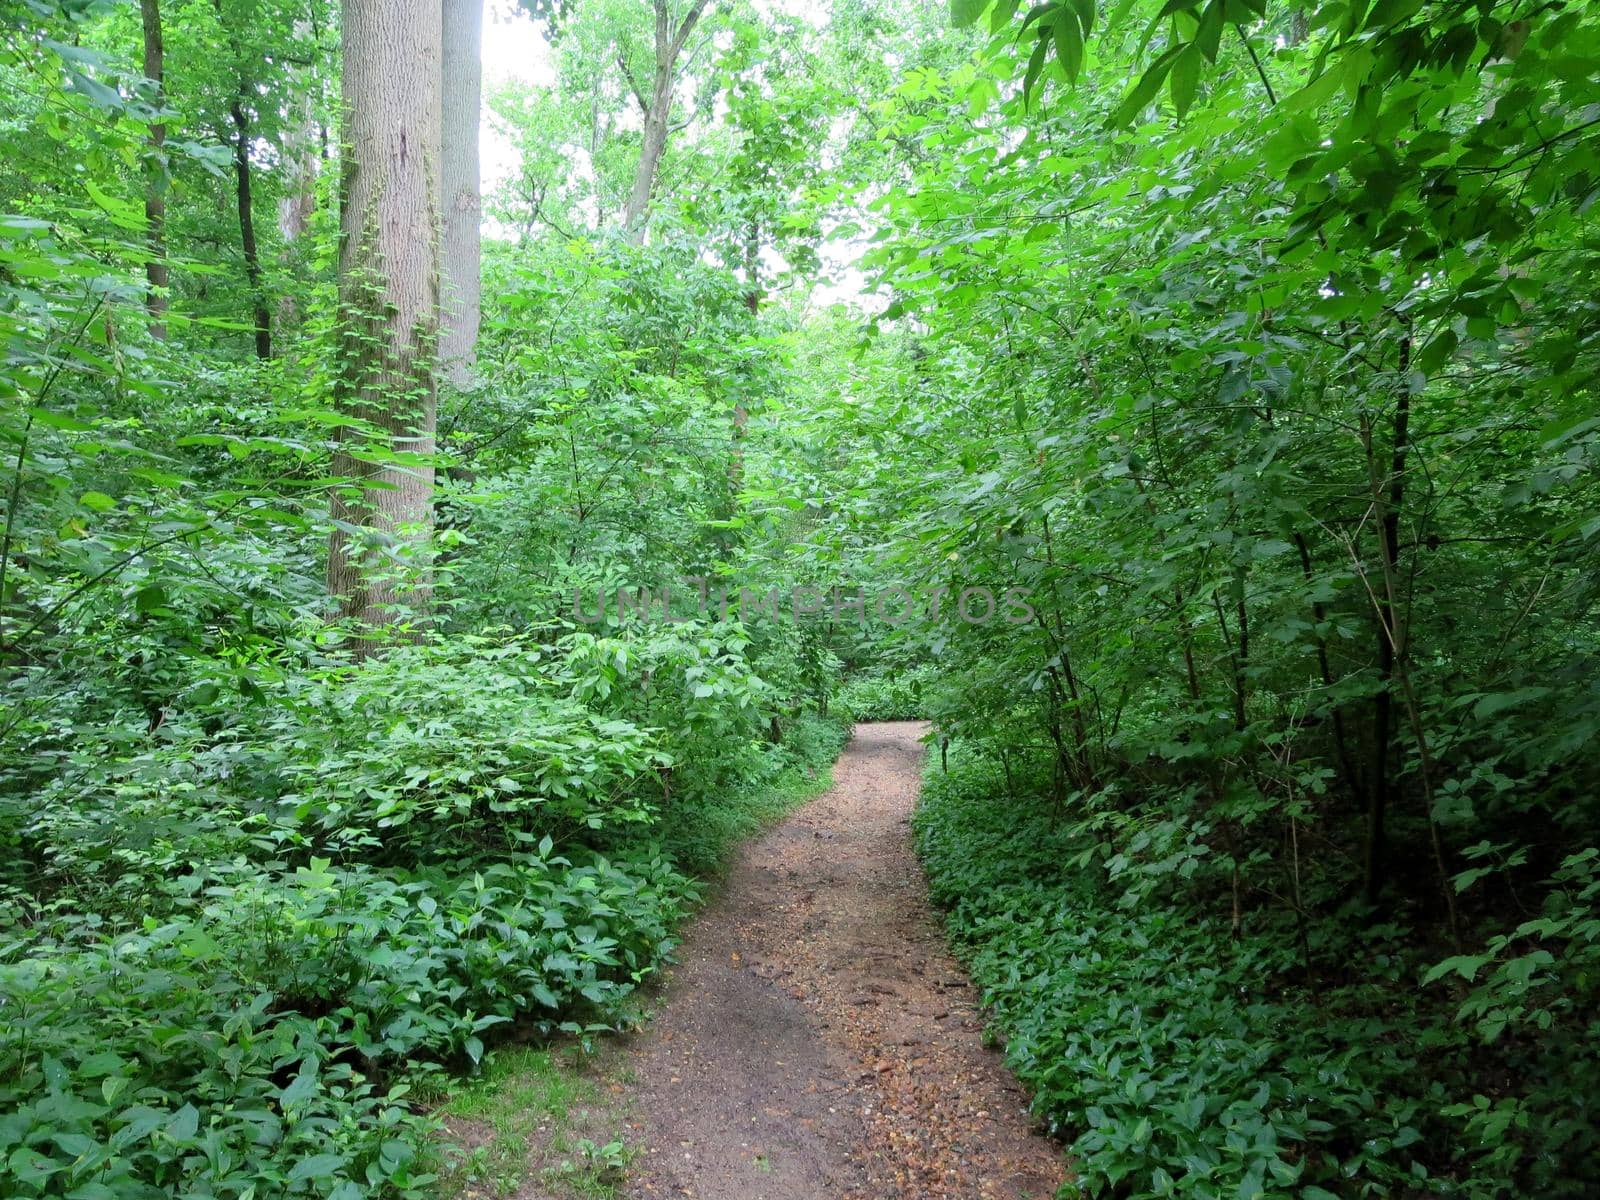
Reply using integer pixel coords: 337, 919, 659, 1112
228, 98, 272, 359
327, 0, 442, 637
440, 0, 482, 385
139, 0, 167, 338
276, 115, 319, 242
621, 0, 710, 243
273, 103, 318, 327
623, 74, 672, 242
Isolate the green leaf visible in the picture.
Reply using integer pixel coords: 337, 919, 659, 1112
287, 1153, 347, 1184
1416, 328, 1459, 374
951, 0, 992, 27
1053, 11, 1085, 83
78, 1051, 126, 1078
1023, 35, 1052, 103
1423, 954, 1491, 984
989, 0, 1022, 33
1111, 43, 1185, 126
1169, 43, 1201, 117
1194, 0, 1224, 61
9, 1147, 62, 1185
66, 69, 121, 110
279, 1068, 318, 1109
1473, 687, 1550, 720
164, 1104, 199, 1142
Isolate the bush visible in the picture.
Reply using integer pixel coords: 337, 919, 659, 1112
644, 710, 849, 876
0, 626, 840, 1199
833, 665, 935, 722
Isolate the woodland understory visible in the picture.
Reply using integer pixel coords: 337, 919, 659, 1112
1, 0, 1598, 1197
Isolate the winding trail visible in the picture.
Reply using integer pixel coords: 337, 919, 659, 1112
620, 721, 1065, 1200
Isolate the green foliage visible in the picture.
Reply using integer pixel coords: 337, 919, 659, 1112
772, 2, 1600, 1194
0, 43, 864, 1174
269, 641, 664, 857
832, 665, 936, 722
0, 599, 850, 1197
917, 745, 1600, 1199
645, 710, 848, 878
8, 0, 1599, 1192
0, 840, 685, 1196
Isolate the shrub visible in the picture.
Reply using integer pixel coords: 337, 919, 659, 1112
0, 625, 837, 1199
833, 665, 935, 722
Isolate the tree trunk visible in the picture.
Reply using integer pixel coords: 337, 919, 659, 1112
743, 215, 760, 312
725, 215, 756, 511
274, 18, 322, 326
328, 0, 442, 638
623, 80, 671, 242
228, 99, 272, 359
621, 0, 710, 242
440, 0, 481, 385
277, 23, 320, 245
1363, 331, 1413, 907
139, 0, 168, 338
275, 131, 317, 240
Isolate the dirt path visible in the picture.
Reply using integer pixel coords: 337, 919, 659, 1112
619, 721, 1065, 1200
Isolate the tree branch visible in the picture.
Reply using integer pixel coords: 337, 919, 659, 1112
670, 0, 713, 61
616, 53, 649, 113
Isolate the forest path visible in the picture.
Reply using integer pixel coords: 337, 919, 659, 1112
617, 721, 1065, 1200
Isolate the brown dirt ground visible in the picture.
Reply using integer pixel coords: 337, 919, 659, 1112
618, 720, 1066, 1200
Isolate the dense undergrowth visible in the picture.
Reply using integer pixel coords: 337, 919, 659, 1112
831, 665, 935, 723
1, 616, 849, 1199
917, 744, 1600, 1199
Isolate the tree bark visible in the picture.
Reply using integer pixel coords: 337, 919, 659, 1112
228, 98, 272, 359
621, 0, 711, 243
440, 0, 482, 385
277, 17, 321, 246
139, 0, 168, 338
725, 215, 757, 510
328, 0, 442, 638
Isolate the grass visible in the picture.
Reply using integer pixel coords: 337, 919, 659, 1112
435, 1044, 635, 1200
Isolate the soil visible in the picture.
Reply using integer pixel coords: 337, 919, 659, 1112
619, 720, 1066, 1200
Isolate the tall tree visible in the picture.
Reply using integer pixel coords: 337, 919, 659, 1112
227, 92, 272, 358
619, 0, 711, 242
138, 0, 168, 338
213, 0, 272, 358
440, 0, 482, 385
274, 9, 332, 328
276, 13, 325, 242
327, 0, 443, 634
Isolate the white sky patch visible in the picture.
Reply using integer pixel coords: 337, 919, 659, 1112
481, 0, 553, 198
475, 0, 872, 308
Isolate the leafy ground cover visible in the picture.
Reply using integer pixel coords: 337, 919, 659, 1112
916, 744, 1600, 1199
1, 621, 848, 1199
432, 727, 844, 1200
